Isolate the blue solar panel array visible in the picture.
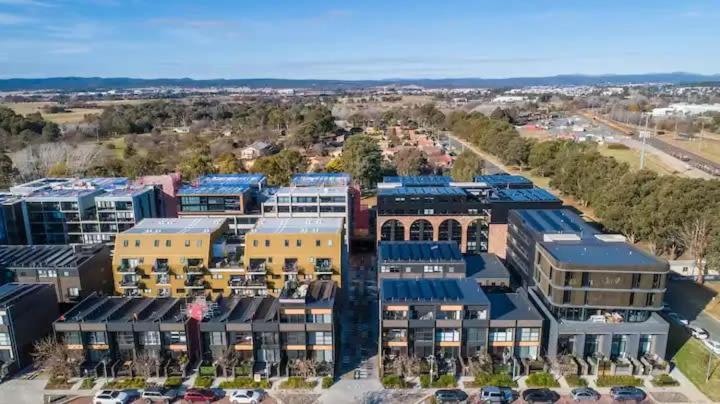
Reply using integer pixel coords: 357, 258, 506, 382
379, 241, 463, 262
379, 186, 466, 197
383, 176, 451, 186
196, 174, 266, 187
381, 278, 490, 304
515, 209, 598, 235
291, 173, 351, 187
474, 174, 533, 188
177, 185, 249, 195
491, 187, 560, 202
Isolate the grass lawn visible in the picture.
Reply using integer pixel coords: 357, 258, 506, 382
597, 144, 677, 175
657, 136, 720, 165
1, 102, 103, 124
670, 325, 720, 401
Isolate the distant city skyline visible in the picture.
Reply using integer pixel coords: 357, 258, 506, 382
0, 0, 719, 79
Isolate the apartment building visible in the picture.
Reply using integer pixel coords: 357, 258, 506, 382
506, 209, 670, 363
10, 177, 160, 245
0, 194, 26, 245
54, 280, 337, 379
53, 294, 193, 378
243, 218, 345, 294
379, 278, 542, 376
377, 241, 511, 286
0, 244, 113, 304
376, 176, 561, 255
0, 283, 59, 379
112, 217, 260, 298
177, 174, 267, 241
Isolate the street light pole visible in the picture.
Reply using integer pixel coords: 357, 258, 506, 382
640, 114, 649, 170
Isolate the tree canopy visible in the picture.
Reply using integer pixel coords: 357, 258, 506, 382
251, 149, 308, 186
451, 150, 484, 181
340, 134, 382, 188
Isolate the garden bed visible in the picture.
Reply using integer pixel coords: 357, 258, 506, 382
596, 375, 643, 387
279, 376, 318, 389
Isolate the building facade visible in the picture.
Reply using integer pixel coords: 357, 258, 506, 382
243, 218, 345, 295
0, 244, 113, 304
0, 283, 59, 378
378, 241, 466, 279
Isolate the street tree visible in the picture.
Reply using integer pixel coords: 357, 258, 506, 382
451, 150, 484, 181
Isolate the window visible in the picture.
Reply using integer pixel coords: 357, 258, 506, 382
123, 240, 129, 247
309, 332, 332, 345
652, 274, 662, 288
0, 333, 10, 346
264, 240, 270, 247
313, 349, 333, 362
210, 332, 226, 346
68, 288, 80, 297
167, 331, 186, 344
87, 331, 107, 344
328, 239, 333, 247
285, 240, 290, 247
135, 240, 141, 247
253, 240, 258, 247
154, 240, 159, 247
435, 329, 460, 342
197, 240, 203, 247
315, 240, 321, 247
519, 328, 540, 342
185, 240, 190, 247
489, 328, 513, 342
165, 240, 171, 247
212, 274, 223, 280
296, 240, 302, 247
307, 313, 332, 323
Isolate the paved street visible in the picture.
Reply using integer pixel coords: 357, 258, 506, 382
665, 280, 720, 339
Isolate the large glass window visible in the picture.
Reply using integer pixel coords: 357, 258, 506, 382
489, 328, 513, 342
435, 329, 460, 342
309, 332, 332, 345
0, 333, 10, 346
519, 328, 540, 342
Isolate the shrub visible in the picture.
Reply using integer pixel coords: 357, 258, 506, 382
564, 374, 588, 387
164, 376, 183, 388
218, 377, 271, 389
596, 375, 643, 387
79, 378, 95, 390
193, 376, 214, 388
382, 374, 407, 388
103, 377, 147, 389
526, 372, 560, 388
280, 376, 317, 389
420, 374, 431, 388
433, 374, 457, 388
651, 373, 679, 387
321, 376, 333, 389
606, 143, 630, 150
472, 372, 518, 388
199, 365, 216, 377
46, 376, 74, 390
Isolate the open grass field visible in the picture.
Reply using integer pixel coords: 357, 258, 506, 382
596, 144, 677, 175
658, 135, 720, 165
669, 325, 720, 402
1, 99, 156, 124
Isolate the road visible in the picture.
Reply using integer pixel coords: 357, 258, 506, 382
665, 280, 720, 340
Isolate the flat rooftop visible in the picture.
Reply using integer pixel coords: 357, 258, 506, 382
379, 241, 463, 263
95, 186, 152, 198
291, 173, 351, 187
474, 174, 533, 188
9, 178, 73, 195
280, 280, 336, 308
382, 176, 451, 187
381, 278, 489, 305
378, 186, 467, 197
490, 187, 560, 203
252, 217, 344, 234
0, 244, 102, 268
271, 186, 347, 196
487, 292, 543, 321
178, 184, 250, 196
465, 253, 512, 280
513, 209, 599, 236
0, 283, 51, 308
123, 218, 226, 234
196, 174, 266, 187
56, 295, 185, 324
539, 239, 668, 270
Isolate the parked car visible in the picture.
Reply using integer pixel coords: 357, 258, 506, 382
703, 339, 720, 355
521, 388, 560, 404
610, 386, 646, 402
688, 326, 710, 340
142, 386, 178, 403
183, 388, 219, 403
434, 389, 469, 403
93, 390, 134, 404
230, 389, 266, 404
479, 386, 514, 403
570, 387, 600, 401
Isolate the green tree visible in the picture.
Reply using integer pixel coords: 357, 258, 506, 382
251, 149, 308, 186
0, 149, 19, 188
179, 144, 215, 180
123, 142, 137, 159
124, 155, 160, 179
214, 153, 243, 174
451, 150, 484, 181
324, 157, 344, 173
41, 122, 61, 142
394, 147, 427, 176
48, 161, 70, 177
340, 134, 382, 188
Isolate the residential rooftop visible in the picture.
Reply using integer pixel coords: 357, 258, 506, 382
382, 176, 452, 187
291, 173, 351, 187
279, 280, 336, 308
123, 218, 226, 234
196, 174, 266, 187
464, 253, 512, 280
378, 186, 467, 197
539, 239, 668, 270
270, 186, 348, 196
95, 186, 153, 198
202, 296, 277, 324
381, 278, 490, 305
177, 184, 250, 196
513, 209, 600, 237
0, 244, 103, 268
9, 177, 74, 195
252, 217, 344, 234
490, 187, 560, 203
0, 283, 52, 308
378, 241, 463, 263
474, 174, 533, 188
56, 294, 185, 325
487, 292, 543, 321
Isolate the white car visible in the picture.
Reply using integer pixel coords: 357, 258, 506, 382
689, 326, 709, 340
230, 389, 266, 404
703, 339, 720, 355
93, 390, 133, 404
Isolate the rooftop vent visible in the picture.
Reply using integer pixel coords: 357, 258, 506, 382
594, 234, 627, 243
543, 234, 581, 242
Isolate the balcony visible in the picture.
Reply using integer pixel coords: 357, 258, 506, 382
282, 263, 299, 274
184, 277, 207, 289
151, 265, 170, 274
116, 265, 139, 274
315, 260, 334, 275
247, 261, 267, 274
119, 278, 141, 289
184, 265, 207, 275
228, 276, 267, 289
156, 275, 171, 286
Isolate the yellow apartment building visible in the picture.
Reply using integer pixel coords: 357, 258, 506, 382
113, 218, 260, 298
244, 217, 345, 294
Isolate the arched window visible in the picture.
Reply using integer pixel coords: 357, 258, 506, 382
466, 219, 488, 254
409, 219, 433, 241
438, 219, 462, 245
380, 220, 405, 241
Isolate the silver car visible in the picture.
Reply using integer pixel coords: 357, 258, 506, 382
571, 387, 600, 401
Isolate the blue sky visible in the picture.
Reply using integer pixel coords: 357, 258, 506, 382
0, 0, 718, 79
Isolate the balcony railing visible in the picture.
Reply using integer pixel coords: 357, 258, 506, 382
151, 264, 170, 274
184, 265, 206, 275
156, 276, 171, 285
314, 265, 336, 275
184, 278, 207, 289
247, 263, 267, 274
119, 279, 141, 289
228, 277, 267, 288
282, 264, 299, 274
116, 265, 139, 274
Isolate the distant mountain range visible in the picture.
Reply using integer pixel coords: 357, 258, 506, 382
1, 72, 719, 91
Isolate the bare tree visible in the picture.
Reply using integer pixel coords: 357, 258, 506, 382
678, 217, 713, 284
214, 347, 239, 378
467, 352, 493, 376
32, 337, 84, 381
391, 355, 421, 377
291, 359, 318, 378
12, 143, 101, 181
133, 352, 160, 378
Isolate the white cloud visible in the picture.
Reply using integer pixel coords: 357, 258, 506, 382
0, 0, 51, 6
0, 12, 31, 24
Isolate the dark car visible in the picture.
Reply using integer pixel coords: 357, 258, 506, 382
571, 387, 600, 401
434, 389, 469, 403
183, 388, 219, 403
610, 386, 646, 402
521, 388, 560, 404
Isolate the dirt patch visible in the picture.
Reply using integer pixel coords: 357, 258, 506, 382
273, 392, 320, 404
650, 391, 690, 402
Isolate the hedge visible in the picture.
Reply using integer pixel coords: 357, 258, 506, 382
526, 372, 560, 388
596, 375, 644, 387
193, 376, 214, 388
565, 374, 588, 387
218, 377, 271, 389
